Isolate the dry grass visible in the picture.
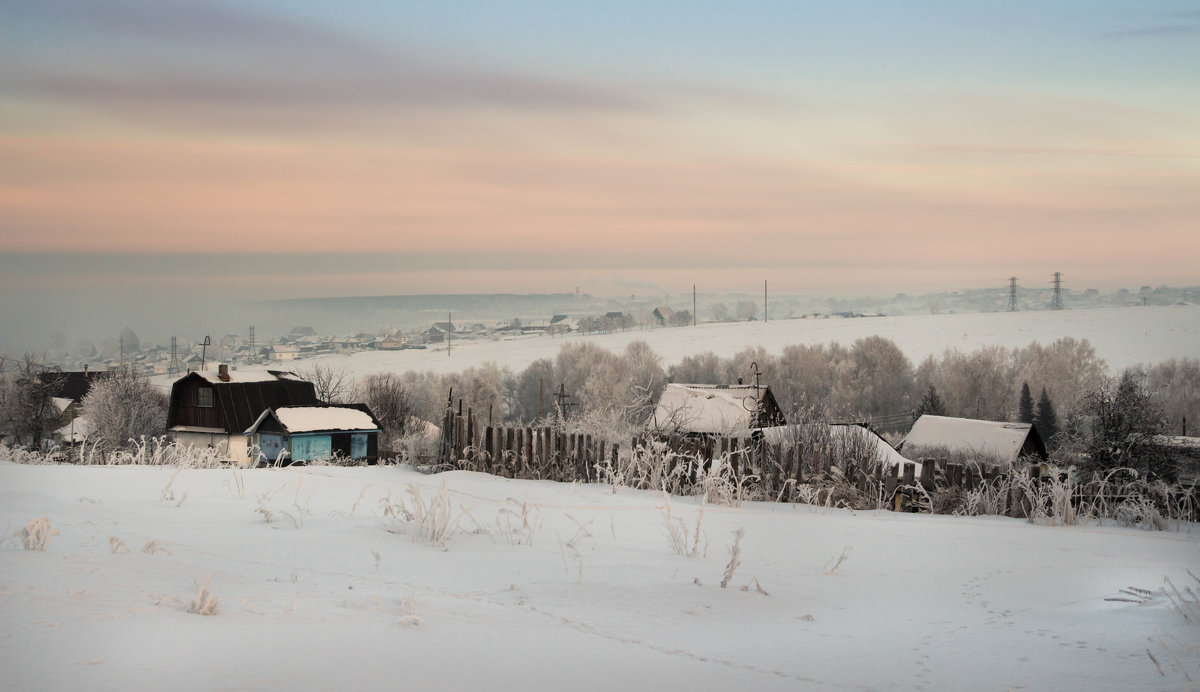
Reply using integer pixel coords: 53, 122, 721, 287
185, 575, 219, 616
720, 528, 744, 589
18, 517, 59, 551
662, 493, 708, 558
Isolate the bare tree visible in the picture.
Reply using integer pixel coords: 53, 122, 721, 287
301, 363, 354, 403
357, 372, 416, 452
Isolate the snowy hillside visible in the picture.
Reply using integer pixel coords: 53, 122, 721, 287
304, 305, 1198, 378
2, 461, 1197, 691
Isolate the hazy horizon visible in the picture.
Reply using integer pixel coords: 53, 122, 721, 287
2, 1, 1197, 352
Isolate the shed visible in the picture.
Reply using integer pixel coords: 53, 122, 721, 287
652, 307, 675, 326
244, 404, 381, 465
652, 383, 786, 434
899, 415, 1047, 464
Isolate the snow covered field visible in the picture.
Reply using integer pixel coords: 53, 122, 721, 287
305, 305, 1199, 378
3, 461, 1197, 691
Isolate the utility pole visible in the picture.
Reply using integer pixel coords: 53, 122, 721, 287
1007, 277, 1019, 312
447, 312, 452, 357
1050, 272, 1064, 310
764, 280, 768, 323
539, 378, 544, 419
693, 284, 697, 326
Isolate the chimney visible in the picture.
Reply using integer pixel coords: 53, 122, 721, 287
83, 364, 89, 376
218, 363, 230, 382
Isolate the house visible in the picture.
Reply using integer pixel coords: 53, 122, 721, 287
270, 344, 300, 362
898, 414, 1047, 464
652, 307, 675, 327
166, 365, 320, 464
288, 326, 319, 339
243, 404, 381, 465
652, 383, 786, 434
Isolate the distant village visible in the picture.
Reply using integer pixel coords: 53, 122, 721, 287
43, 282, 1197, 377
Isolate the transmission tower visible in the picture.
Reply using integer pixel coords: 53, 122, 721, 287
1007, 277, 1019, 312
248, 326, 256, 364
1050, 272, 1064, 310
168, 336, 181, 375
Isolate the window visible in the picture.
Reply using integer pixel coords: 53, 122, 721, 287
197, 387, 213, 408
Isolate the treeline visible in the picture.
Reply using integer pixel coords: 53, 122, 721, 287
337, 337, 1197, 453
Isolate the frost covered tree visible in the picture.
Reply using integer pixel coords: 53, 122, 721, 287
0, 355, 63, 449
735, 300, 758, 321
82, 368, 167, 454
1075, 371, 1172, 480
1018, 383, 1035, 424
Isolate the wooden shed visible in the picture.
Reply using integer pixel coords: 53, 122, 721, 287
244, 404, 381, 465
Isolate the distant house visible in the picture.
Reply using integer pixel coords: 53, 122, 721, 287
652, 383, 786, 434
423, 323, 456, 344
289, 326, 319, 339
899, 415, 1047, 464
270, 344, 300, 362
166, 365, 320, 464
375, 335, 407, 351
652, 307, 675, 327
244, 404, 381, 465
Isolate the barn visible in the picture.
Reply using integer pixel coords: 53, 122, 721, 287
243, 404, 381, 465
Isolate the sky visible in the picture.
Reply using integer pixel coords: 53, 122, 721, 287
1, 0, 1198, 341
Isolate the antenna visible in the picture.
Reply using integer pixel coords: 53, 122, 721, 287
1050, 272, 1064, 310
1007, 277, 1019, 312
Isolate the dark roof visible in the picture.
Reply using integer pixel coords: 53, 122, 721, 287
168, 371, 320, 434
38, 371, 105, 405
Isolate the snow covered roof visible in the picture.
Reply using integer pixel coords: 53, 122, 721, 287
51, 397, 74, 415
752, 424, 917, 470
54, 416, 91, 443
653, 384, 772, 434
901, 415, 1045, 463
188, 369, 306, 384
245, 406, 380, 435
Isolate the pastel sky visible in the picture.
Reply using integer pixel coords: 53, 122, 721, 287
1, 0, 1198, 301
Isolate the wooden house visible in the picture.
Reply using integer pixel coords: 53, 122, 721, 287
898, 415, 1047, 464
651, 383, 786, 435
652, 307, 675, 327
243, 404, 381, 465
166, 365, 320, 464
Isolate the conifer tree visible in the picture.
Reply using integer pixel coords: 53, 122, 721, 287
1035, 387, 1058, 446
913, 384, 946, 420
1018, 382, 1035, 424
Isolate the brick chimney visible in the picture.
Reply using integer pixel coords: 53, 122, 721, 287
218, 363, 230, 382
